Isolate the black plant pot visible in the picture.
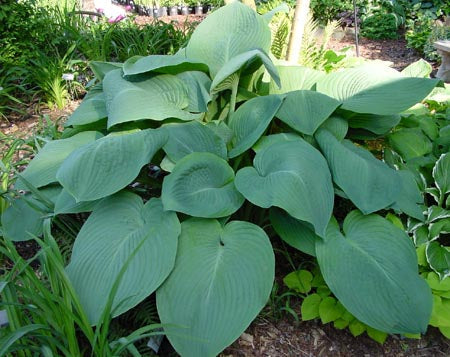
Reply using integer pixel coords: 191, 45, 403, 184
146, 6, 154, 17
159, 6, 168, 17
180, 5, 189, 15
194, 5, 203, 15
169, 6, 178, 16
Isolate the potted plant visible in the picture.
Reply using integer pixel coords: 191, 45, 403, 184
169, 0, 178, 16
180, 0, 189, 15
194, 1, 202, 15
159, 0, 169, 16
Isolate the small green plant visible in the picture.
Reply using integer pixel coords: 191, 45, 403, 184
361, 11, 399, 39
0, 4, 443, 356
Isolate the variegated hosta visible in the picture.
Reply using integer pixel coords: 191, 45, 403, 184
1, 3, 443, 356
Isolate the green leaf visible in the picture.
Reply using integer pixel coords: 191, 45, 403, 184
65, 93, 107, 127
211, 49, 280, 92
301, 293, 321, 320
156, 218, 274, 357
276, 90, 340, 135
366, 326, 388, 344
90, 61, 123, 80
347, 113, 401, 135
316, 211, 432, 334
162, 152, 244, 218
15, 131, 103, 190
426, 272, 450, 291
228, 95, 283, 158
429, 295, 450, 327
390, 170, 424, 221
318, 297, 345, 324
316, 129, 400, 214
349, 320, 366, 337
0, 324, 48, 356
163, 121, 227, 163
1, 195, 44, 241
283, 270, 313, 294
54, 189, 100, 214
67, 192, 180, 324
176, 71, 211, 113
235, 140, 334, 237
269, 208, 319, 256
252, 133, 303, 153
316, 63, 440, 115
186, 2, 271, 78
57, 129, 168, 201
123, 55, 209, 76
319, 116, 348, 141
433, 153, 450, 202
103, 69, 199, 128
401, 59, 432, 78
388, 128, 433, 161
269, 66, 325, 94
426, 242, 450, 279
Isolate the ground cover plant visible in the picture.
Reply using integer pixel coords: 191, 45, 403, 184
0, 2, 447, 356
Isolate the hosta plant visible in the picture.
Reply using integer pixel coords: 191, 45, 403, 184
0, 3, 444, 356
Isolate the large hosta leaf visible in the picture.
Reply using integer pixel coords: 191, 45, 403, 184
388, 128, 433, 161
54, 189, 101, 214
123, 55, 208, 76
67, 192, 180, 324
163, 121, 227, 163
316, 211, 432, 334
16, 131, 103, 190
186, 2, 271, 77
269, 65, 325, 94
176, 71, 211, 113
162, 152, 244, 218
269, 208, 319, 256
347, 113, 401, 135
157, 218, 274, 357
65, 93, 107, 127
316, 63, 440, 115
235, 140, 334, 236
390, 170, 424, 221
103, 69, 199, 128
57, 129, 168, 201
316, 128, 399, 214
211, 49, 280, 92
276, 90, 340, 135
228, 95, 283, 158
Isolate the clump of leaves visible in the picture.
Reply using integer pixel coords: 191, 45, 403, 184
0, 3, 443, 356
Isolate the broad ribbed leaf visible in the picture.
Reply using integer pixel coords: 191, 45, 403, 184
316, 63, 440, 114
401, 59, 432, 78
347, 113, 401, 135
316, 211, 432, 334
54, 189, 100, 214
426, 242, 450, 279
253, 133, 303, 153
270, 208, 318, 256
276, 90, 340, 135
123, 55, 208, 76
163, 121, 227, 162
67, 192, 180, 324
390, 170, 424, 221
228, 95, 283, 158
186, 2, 271, 77
319, 116, 348, 140
57, 129, 168, 201
16, 131, 103, 190
211, 49, 280, 91
388, 128, 433, 161
433, 153, 450, 202
316, 128, 399, 214
103, 69, 199, 128
90, 61, 123, 80
157, 218, 274, 357
162, 152, 244, 218
235, 140, 334, 237
176, 71, 211, 113
65, 93, 107, 127
269, 65, 325, 94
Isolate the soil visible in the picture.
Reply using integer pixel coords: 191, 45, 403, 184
1, 17, 448, 357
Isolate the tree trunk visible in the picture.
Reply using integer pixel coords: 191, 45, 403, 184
286, 0, 311, 63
